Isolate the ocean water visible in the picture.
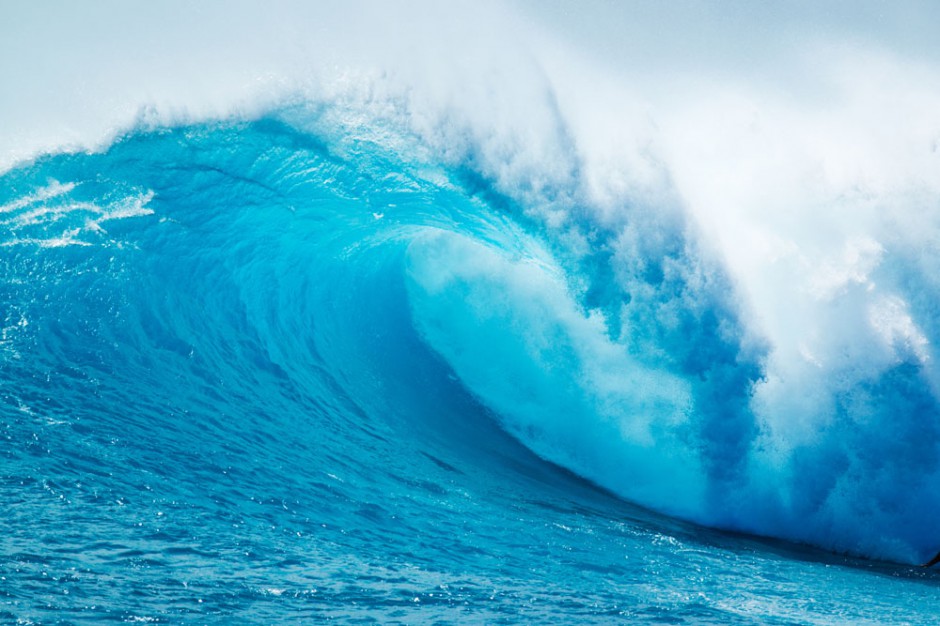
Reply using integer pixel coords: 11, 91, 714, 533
3, 2, 940, 624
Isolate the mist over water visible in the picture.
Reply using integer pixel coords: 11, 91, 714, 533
4, 1, 940, 622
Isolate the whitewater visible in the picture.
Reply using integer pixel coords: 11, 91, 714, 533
3, 1, 940, 623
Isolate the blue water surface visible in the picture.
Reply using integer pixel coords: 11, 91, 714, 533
3, 116, 940, 624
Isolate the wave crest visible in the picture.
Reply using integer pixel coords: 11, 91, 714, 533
2, 105, 940, 564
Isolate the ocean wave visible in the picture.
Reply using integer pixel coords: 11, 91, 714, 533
3, 100, 940, 566
5, 3, 940, 621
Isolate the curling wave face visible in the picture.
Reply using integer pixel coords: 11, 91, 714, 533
3, 103, 940, 573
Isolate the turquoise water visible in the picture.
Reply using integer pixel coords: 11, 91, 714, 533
3, 110, 940, 623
